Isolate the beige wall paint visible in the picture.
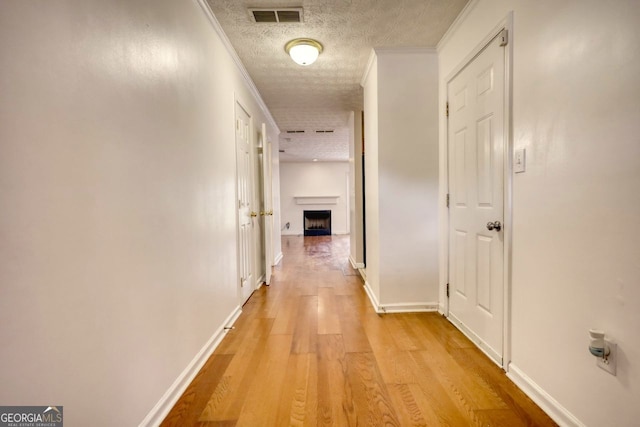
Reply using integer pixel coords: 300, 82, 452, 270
251, 126, 265, 287
362, 49, 440, 307
438, 0, 640, 424
0, 0, 279, 425
349, 111, 365, 268
271, 145, 284, 263
362, 55, 381, 299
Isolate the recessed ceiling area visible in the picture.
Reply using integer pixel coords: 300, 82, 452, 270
207, 0, 469, 162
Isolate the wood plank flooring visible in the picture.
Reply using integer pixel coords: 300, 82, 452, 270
162, 235, 556, 426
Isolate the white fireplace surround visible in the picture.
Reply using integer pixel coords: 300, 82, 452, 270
294, 196, 339, 205
280, 162, 349, 236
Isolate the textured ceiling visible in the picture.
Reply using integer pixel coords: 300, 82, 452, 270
207, 0, 468, 162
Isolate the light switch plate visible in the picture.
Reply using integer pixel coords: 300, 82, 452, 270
515, 148, 526, 173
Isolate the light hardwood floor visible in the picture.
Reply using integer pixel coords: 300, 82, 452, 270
162, 235, 556, 426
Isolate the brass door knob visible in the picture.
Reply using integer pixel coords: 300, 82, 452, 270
486, 221, 502, 231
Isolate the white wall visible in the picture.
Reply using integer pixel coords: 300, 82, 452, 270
271, 145, 284, 262
251, 128, 283, 277
0, 1, 279, 425
362, 49, 440, 308
280, 162, 350, 236
363, 56, 381, 298
438, 1, 640, 425
251, 126, 265, 287
349, 111, 365, 268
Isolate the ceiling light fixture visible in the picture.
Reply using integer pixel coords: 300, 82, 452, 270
285, 38, 323, 66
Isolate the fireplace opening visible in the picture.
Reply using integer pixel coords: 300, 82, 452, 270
303, 210, 331, 236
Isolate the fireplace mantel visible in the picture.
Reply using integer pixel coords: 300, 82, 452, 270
294, 196, 339, 205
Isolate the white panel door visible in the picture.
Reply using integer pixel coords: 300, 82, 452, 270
236, 103, 254, 304
260, 123, 273, 286
448, 32, 506, 364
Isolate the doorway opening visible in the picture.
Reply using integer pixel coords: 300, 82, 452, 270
446, 19, 512, 368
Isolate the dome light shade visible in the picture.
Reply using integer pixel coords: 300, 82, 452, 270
285, 38, 323, 66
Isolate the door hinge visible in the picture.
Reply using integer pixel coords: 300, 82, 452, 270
446, 283, 450, 298
446, 193, 450, 208
499, 29, 508, 47
446, 102, 449, 118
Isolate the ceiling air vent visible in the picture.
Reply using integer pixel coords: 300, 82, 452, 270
315, 130, 334, 133
286, 130, 305, 134
249, 8, 303, 23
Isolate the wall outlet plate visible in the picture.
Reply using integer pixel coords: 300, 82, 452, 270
514, 148, 526, 173
597, 340, 617, 375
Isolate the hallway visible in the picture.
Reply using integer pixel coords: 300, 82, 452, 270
162, 235, 555, 426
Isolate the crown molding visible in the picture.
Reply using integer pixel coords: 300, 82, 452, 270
360, 47, 437, 87
437, 0, 481, 52
360, 48, 377, 87
374, 47, 437, 55
196, 0, 280, 134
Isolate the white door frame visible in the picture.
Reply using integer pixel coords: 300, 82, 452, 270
260, 123, 274, 286
235, 97, 256, 305
444, 14, 513, 369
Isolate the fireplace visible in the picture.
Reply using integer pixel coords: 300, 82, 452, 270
303, 210, 331, 236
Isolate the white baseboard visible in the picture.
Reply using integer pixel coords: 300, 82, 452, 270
363, 280, 379, 311
507, 364, 584, 427
348, 256, 365, 270
139, 305, 242, 426
377, 302, 439, 313
362, 281, 438, 314
274, 252, 283, 265
255, 274, 265, 289
448, 312, 502, 366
